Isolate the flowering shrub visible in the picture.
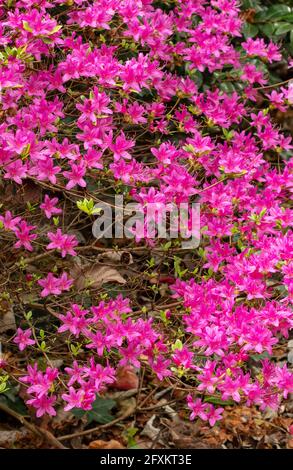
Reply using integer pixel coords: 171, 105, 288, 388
0, 0, 292, 430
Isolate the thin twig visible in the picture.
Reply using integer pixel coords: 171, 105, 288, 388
254, 78, 291, 90
0, 402, 67, 449
137, 399, 177, 412
58, 409, 134, 442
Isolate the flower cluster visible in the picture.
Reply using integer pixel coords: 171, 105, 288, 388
18, 296, 171, 416
0, 0, 292, 427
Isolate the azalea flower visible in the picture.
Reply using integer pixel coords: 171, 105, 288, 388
0, 211, 21, 231
14, 221, 37, 252
40, 194, 62, 219
27, 395, 57, 418
46, 229, 78, 257
38, 272, 73, 297
13, 328, 35, 351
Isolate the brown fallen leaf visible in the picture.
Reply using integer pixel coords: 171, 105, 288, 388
89, 439, 125, 449
141, 415, 160, 441
51, 407, 76, 431
0, 427, 29, 448
0, 299, 16, 333
96, 251, 133, 265
71, 263, 126, 290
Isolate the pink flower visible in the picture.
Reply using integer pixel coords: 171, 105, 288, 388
187, 395, 208, 421
4, 129, 34, 155
266, 90, 286, 112
218, 375, 242, 402
150, 356, 172, 381
4, 160, 27, 184
205, 405, 224, 426
13, 328, 35, 351
58, 304, 90, 337
40, 194, 62, 219
62, 387, 85, 411
64, 361, 84, 387
0, 211, 21, 231
83, 149, 103, 169
38, 272, 73, 297
30, 157, 61, 184
59, 272, 74, 291
172, 346, 195, 369
83, 359, 116, 392
27, 395, 56, 418
0, 358, 7, 369
287, 82, 293, 105
276, 364, 293, 399
109, 131, 135, 161
14, 221, 37, 252
46, 229, 78, 257
63, 162, 87, 189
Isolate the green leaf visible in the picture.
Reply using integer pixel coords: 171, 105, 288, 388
277, 13, 293, 22
204, 396, 234, 406
242, 0, 260, 9
72, 396, 116, 424
42, 37, 53, 45
0, 394, 28, 416
48, 25, 62, 35
250, 351, 270, 361
254, 10, 269, 22
274, 23, 292, 36
172, 339, 183, 352
0, 382, 9, 393
22, 21, 33, 33
259, 23, 275, 37
242, 22, 259, 39
187, 68, 203, 88
255, 5, 291, 22
77, 198, 101, 216
219, 82, 236, 94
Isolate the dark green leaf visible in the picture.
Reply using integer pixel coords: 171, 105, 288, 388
219, 82, 236, 94
254, 10, 270, 22
204, 396, 234, 406
260, 5, 291, 21
277, 13, 293, 22
259, 23, 275, 37
250, 351, 270, 361
274, 23, 292, 35
72, 396, 116, 424
242, 0, 261, 9
0, 394, 28, 416
242, 22, 259, 39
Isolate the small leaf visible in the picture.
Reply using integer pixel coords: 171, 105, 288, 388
242, 22, 259, 39
204, 396, 234, 406
259, 23, 275, 37
251, 351, 271, 361
22, 21, 33, 33
255, 5, 291, 21
72, 396, 116, 424
172, 339, 183, 352
274, 23, 292, 36
48, 25, 62, 35
77, 198, 101, 215
277, 13, 293, 22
